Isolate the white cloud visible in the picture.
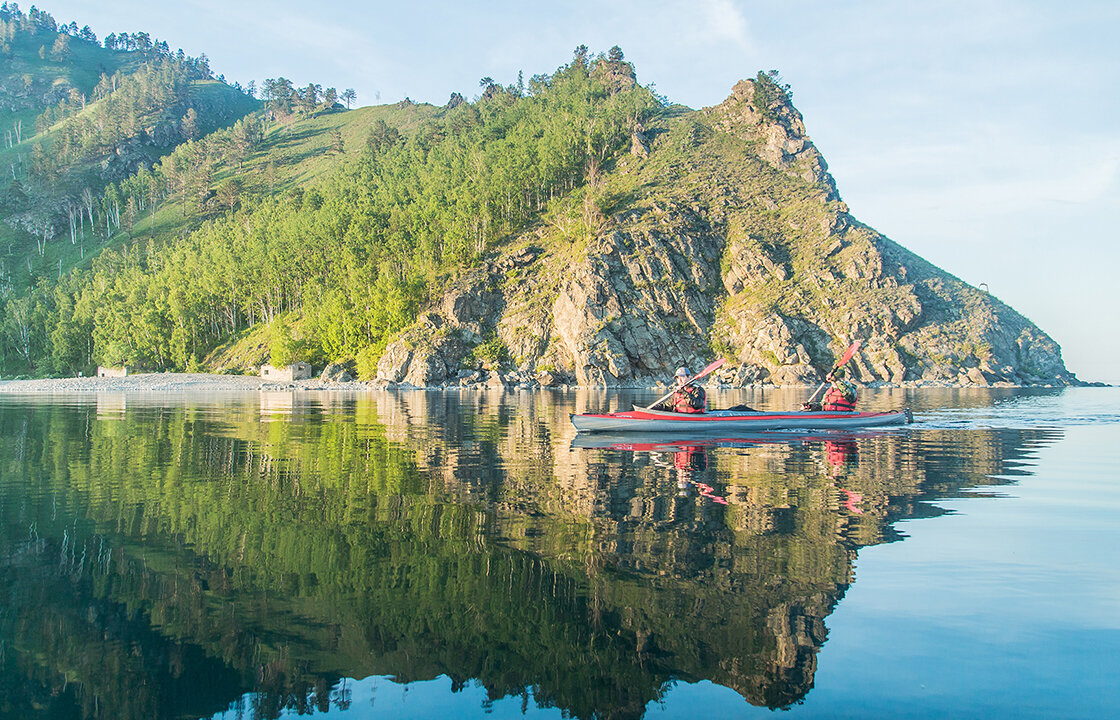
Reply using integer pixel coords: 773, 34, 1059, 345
697, 0, 751, 50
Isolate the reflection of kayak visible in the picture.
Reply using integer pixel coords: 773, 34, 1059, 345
570, 405, 913, 433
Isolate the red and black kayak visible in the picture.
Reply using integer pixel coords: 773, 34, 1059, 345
570, 427, 903, 450
570, 405, 913, 433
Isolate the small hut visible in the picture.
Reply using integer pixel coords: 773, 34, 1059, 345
260, 362, 312, 381
97, 366, 145, 377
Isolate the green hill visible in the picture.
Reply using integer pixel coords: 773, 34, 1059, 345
0, 41, 647, 377
84, 99, 438, 257
0, 21, 1077, 386
1, 4, 256, 297
374, 74, 1075, 388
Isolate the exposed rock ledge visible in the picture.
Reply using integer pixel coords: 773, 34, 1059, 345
373, 78, 1078, 390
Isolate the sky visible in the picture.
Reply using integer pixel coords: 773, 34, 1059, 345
36, 0, 1120, 383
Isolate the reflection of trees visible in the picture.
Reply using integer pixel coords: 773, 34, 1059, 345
0, 393, 1061, 719
0, 533, 245, 720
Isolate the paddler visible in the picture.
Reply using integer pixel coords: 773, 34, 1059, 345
820, 366, 858, 411
653, 367, 707, 413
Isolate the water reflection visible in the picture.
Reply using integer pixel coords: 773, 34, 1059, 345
0, 389, 1065, 719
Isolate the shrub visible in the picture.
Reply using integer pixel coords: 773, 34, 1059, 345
473, 335, 510, 370
355, 345, 382, 380
270, 318, 297, 366
752, 70, 792, 121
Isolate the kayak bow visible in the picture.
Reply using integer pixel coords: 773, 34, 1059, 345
570, 405, 913, 433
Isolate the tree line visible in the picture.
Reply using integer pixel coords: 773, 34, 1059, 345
1, 2, 212, 73
259, 77, 357, 117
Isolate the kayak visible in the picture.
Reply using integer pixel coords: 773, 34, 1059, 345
569, 405, 913, 433
570, 427, 906, 450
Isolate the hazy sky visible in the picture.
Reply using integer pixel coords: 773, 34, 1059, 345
37, 0, 1120, 382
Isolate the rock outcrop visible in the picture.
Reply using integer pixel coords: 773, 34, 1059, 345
376, 77, 1076, 388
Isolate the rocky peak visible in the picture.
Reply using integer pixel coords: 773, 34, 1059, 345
710, 78, 839, 200
373, 79, 1076, 389
592, 47, 637, 95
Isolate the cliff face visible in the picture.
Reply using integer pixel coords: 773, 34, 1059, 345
377, 79, 1075, 388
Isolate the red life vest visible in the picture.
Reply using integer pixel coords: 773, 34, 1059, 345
822, 386, 856, 412
672, 385, 706, 413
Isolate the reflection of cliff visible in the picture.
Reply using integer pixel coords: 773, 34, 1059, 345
370, 390, 1062, 705
0, 393, 1061, 719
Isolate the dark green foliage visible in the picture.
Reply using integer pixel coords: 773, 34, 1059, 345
0, 4, 259, 369
751, 69, 792, 121
470, 334, 511, 369
1, 46, 659, 375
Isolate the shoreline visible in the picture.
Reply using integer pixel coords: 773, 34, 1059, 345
0, 372, 1089, 394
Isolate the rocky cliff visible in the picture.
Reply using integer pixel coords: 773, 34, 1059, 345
377, 78, 1076, 388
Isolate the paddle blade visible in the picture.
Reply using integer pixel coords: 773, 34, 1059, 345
836, 341, 861, 369
694, 357, 726, 381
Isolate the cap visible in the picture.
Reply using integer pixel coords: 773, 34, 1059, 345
675, 366, 691, 377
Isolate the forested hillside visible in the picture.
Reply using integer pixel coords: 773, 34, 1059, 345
1, 3, 261, 332
1, 31, 654, 377
373, 74, 1075, 388
0, 8, 1075, 385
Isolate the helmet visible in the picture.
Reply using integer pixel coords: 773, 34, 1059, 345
831, 366, 845, 379
675, 367, 691, 377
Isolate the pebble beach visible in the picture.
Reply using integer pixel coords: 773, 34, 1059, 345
0, 373, 369, 393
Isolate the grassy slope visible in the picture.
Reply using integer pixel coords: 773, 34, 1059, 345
0, 30, 133, 130
1, 32, 135, 281
183, 103, 440, 371
233, 102, 435, 192
1, 32, 259, 292
1, 77, 257, 293
119, 101, 435, 234
42, 101, 434, 297
0, 29, 139, 188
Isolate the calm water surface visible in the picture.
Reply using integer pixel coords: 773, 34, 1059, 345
0, 387, 1117, 719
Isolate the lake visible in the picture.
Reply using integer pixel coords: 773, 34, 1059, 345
0, 387, 1117, 719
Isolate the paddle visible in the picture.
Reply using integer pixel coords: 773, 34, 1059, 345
645, 358, 726, 410
804, 340, 861, 407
